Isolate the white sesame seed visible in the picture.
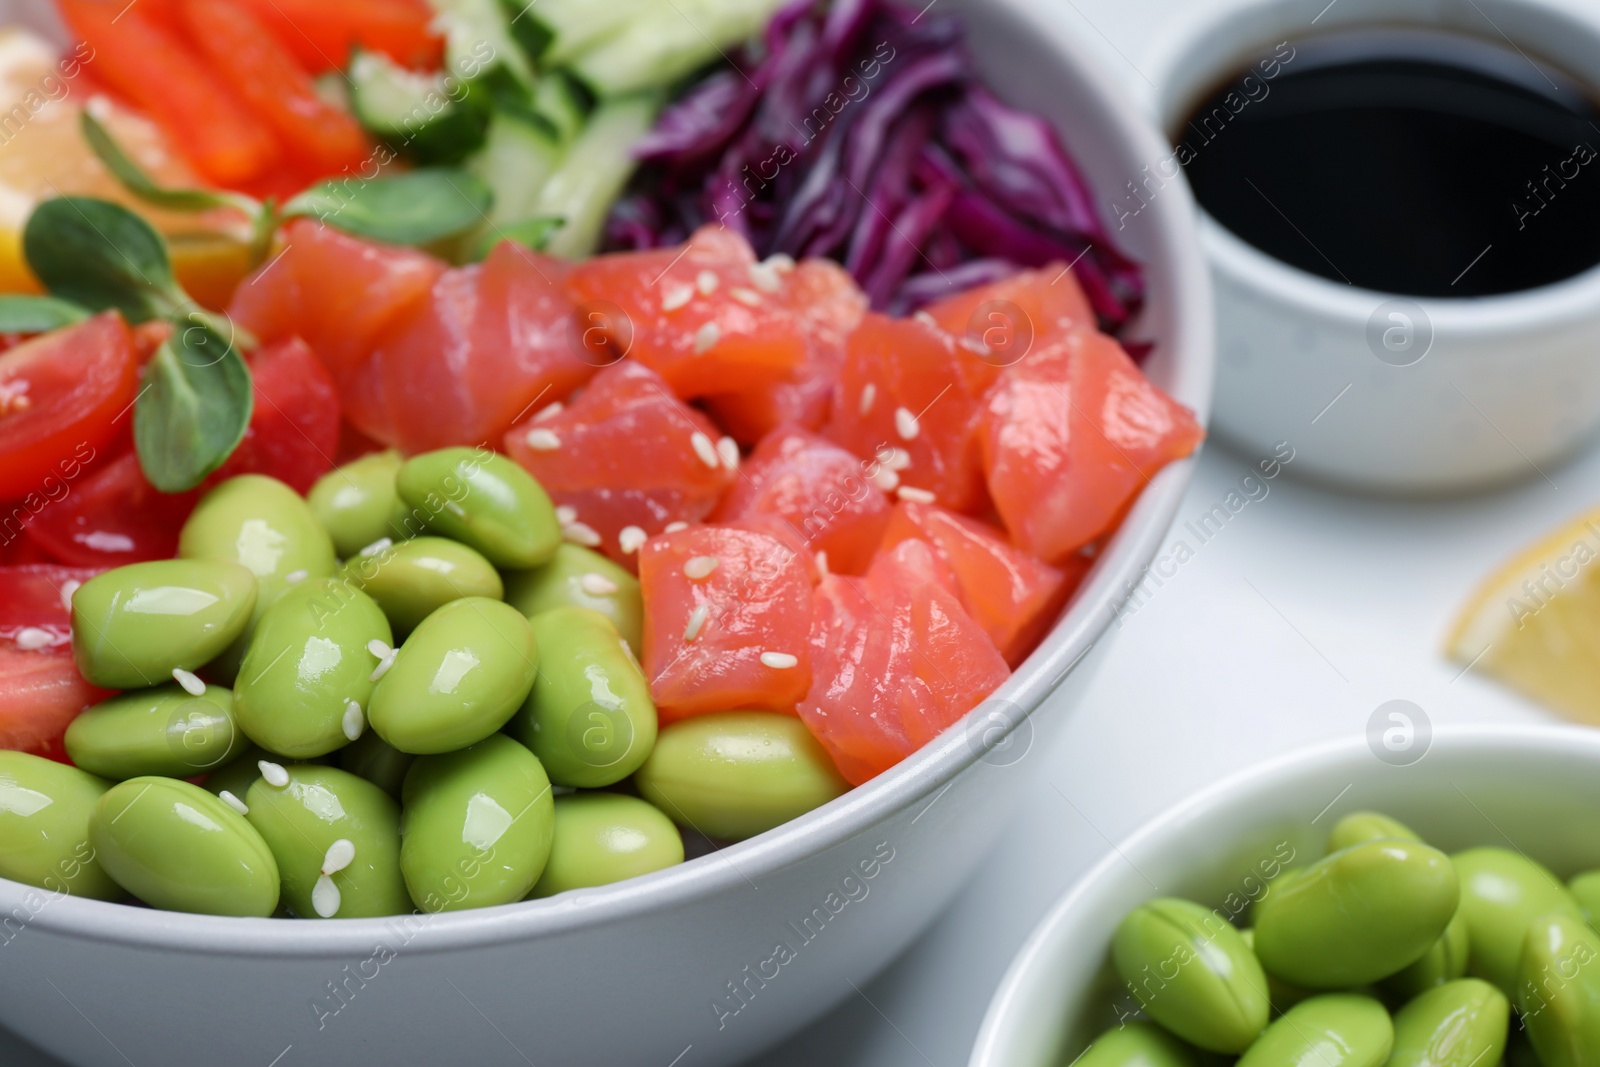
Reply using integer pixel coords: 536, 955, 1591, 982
524, 428, 562, 451
311, 874, 341, 918
532, 401, 564, 422
563, 522, 602, 547
691, 431, 720, 469
366, 639, 393, 660
369, 653, 396, 683
683, 603, 709, 642
59, 579, 81, 611
870, 467, 900, 492
259, 760, 290, 788
729, 287, 763, 307
693, 322, 721, 355
859, 383, 876, 416
894, 407, 920, 440
913, 310, 938, 328
717, 436, 740, 471
661, 283, 694, 311
897, 486, 937, 504
618, 526, 648, 554
696, 270, 719, 295
581, 573, 618, 596
748, 262, 782, 293
172, 668, 206, 697
359, 537, 393, 558
219, 790, 249, 816
13, 627, 53, 651
815, 551, 829, 576
885, 448, 912, 471
342, 700, 365, 741
760, 652, 799, 669
322, 839, 356, 876
763, 253, 796, 272
555, 505, 579, 526
683, 556, 719, 581
664, 522, 690, 534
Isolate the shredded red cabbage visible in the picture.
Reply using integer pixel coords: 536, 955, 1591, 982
605, 0, 1145, 331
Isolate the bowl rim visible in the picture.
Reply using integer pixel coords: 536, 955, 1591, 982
966, 721, 1600, 1067
0, 0, 1216, 956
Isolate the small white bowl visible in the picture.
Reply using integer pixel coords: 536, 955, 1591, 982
1143, 0, 1600, 494
969, 724, 1600, 1067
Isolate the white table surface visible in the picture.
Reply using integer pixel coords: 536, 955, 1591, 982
1, 0, 1588, 1062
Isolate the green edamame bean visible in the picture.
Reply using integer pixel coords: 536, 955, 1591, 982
1569, 870, 1600, 930
1326, 811, 1421, 854
1240, 927, 1315, 1014
1387, 979, 1508, 1067
1236, 994, 1393, 1067
1518, 913, 1600, 1067
395, 447, 560, 568
507, 607, 655, 788
0, 752, 120, 900
308, 450, 410, 558
1111, 898, 1269, 1052
1073, 1022, 1197, 1067
528, 793, 683, 898
1252, 841, 1458, 988
338, 732, 414, 799
634, 712, 849, 842
1381, 907, 1470, 1001
341, 536, 503, 637
245, 765, 410, 919
65, 683, 244, 780
400, 735, 554, 912
89, 776, 278, 916
234, 578, 392, 758
71, 559, 257, 688
503, 544, 643, 656
1454, 847, 1583, 995
368, 597, 537, 754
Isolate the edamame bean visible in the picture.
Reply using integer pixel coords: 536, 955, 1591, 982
400, 735, 554, 912
1074, 1022, 1197, 1067
395, 448, 560, 568
245, 765, 410, 919
368, 597, 538, 754
234, 578, 392, 758
1518, 913, 1600, 1067
503, 544, 643, 656
1111, 898, 1269, 1052
1236, 994, 1393, 1067
634, 712, 849, 842
65, 683, 244, 780
89, 776, 278, 916
1252, 841, 1458, 988
338, 732, 414, 799
1387, 979, 1508, 1067
1380, 907, 1470, 1001
308, 451, 409, 558
341, 536, 503, 637
1569, 870, 1600, 929
528, 793, 683, 898
71, 559, 257, 688
1454, 847, 1583, 995
507, 607, 655, 788
0, 752, 120, 900
1326, 811, 1421, 854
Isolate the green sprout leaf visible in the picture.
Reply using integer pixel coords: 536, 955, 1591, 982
283, 169, 494, 247
133, 316, 253, 492
0, 295, 90, 333
22, 197, 186, 323
80, 110, 260, 216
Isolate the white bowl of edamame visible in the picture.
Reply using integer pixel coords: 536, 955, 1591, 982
0, 1, 1213, 1065
971, 724, 1600, 1067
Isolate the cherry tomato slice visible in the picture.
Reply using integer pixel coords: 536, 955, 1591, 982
23, 450, 198, 568
0, 565, 110, 761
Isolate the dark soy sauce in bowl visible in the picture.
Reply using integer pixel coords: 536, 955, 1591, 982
1180, 28, 1600, 297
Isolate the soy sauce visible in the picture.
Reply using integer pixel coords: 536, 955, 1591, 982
1180, 29, 1600, 297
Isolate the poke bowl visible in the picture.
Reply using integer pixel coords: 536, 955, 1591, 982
0, 0, 1213, 1064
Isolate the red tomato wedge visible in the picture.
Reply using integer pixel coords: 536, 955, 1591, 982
822, 312, 994, 514
0, 565, 110, 761
59, 0, 277, 184
504, 361, 735, 566
563, 226, 808, 398
710, 426, 891, 575
878, 501, 1082, 666
980, 330, 1203, 563
0, 313, 137, 503
639, 524, 813, 723
23, 450, 197, 568
226, 0, 442, 71
182, 0, 372, 178
923, 262, 1095, 358
359, 243, 593, 453
205, 338, 339, 494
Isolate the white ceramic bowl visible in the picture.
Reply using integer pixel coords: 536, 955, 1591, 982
0, 2, 1214, 1065
969, 724, 1600, 1067
1143, 0, 1600, 494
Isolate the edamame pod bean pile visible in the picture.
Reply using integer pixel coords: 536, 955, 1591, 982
1073, 810, 1600, 1067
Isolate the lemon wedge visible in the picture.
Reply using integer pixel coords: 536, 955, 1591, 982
1445, 505, 1600, 723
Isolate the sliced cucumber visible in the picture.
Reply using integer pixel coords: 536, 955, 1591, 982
349, 49, 491, 165
534, 72, 590, 144
567, 0, 784, 98
467, 109, 565, 226
535, 94, 660, 259
509, 0, 656, 66
432, 0, 538, 108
